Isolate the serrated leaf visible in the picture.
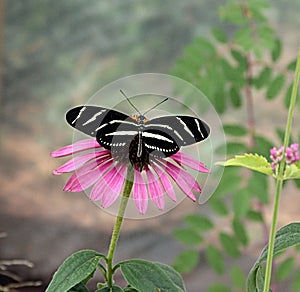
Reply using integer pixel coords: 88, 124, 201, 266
223, 124, 247, 136
231, 266, 246, 289
232, 189, 251, 218
184, 214, 214, 232
284, 163, 300, 180
232, 218, 249, 246
173, 228, 203, 245
217, 153, 273, 175
275, 257, 294, 281
266, 74, 285, 99
46, 250, 104, 292
120, 260, 186, 292
173, 250, 199, 274
272, 39, 282, 62
219, 232, 240, 257
206, 245, 224, 274
212, 28, 227, 43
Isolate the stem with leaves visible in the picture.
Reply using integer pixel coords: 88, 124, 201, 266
106, 165, 134, 288
263, 48, 300, 292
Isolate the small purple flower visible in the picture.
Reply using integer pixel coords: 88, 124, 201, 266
51, 138, 209, 214
270, 143, 300, 170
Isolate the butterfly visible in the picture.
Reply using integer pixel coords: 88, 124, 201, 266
66, 94, 210, 171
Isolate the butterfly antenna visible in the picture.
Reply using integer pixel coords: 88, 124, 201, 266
143, 97, 168, 116
120, 89, 141, 115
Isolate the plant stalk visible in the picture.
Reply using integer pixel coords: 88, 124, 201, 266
106, 165, 134, 288
263, 48, 300, 292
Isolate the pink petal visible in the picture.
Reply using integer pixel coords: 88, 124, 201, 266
51, 139, 101, 158
152, 165, 176, 201
53, 150, 111, 175
64, 159, 112, 192
156, 160, 197, 201
171, 152, 210, 173
133, 169, 148, 214
101, 165, 127, 207
145, 168, 165, 210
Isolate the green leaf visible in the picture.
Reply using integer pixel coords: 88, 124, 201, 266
258, 223, 300, 263
255, 265, 266, 292
69, 283, 89, 292
246, 265, 259, 292
266, 74, 285, 99
292, 269, 300, 291
208, 197, 229, 216
120, 260, 186, 292
217, 153, 273, 175
211, 28, 227, 43
173, 229, 203, 245
97, 286, 123, 292
254, 66, 272, 89
248, 171, 269, 204
205, 245, 224, 274
232, 218, 249, 246
287, 59, 297, 71
246, 210, 264, 222
219, 232, 240, 257
284, 163, 300, 180
231, 49, 247, 69
235, 27, 254, 50
123, 287, 139, 292
209, 283, 231, 292
184, 214, 214, 232
275, 257, 294, 281
253, 135, 274, 158
232, 189, 251, 218
46, 250, 104, 292
223, 124, 247, 136
230, 86, 242, 107
231, 266, 246, 289
213, 167, 242, 197
271, 39, 282, 62
173, 250, 199, 274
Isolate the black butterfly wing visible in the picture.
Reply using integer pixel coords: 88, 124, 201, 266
142, 116, 210, 156
66, 106, 138, 149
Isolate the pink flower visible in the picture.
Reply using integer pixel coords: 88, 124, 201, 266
51, 139, 209, 214
270, 143, 300, 170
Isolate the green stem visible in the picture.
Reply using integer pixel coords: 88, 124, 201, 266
263, 48, 300, 292
106, 165, 134, 288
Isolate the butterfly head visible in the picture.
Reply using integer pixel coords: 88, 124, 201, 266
130, 115, 149, 125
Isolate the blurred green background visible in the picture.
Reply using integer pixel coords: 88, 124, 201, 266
0, 1, 299, 291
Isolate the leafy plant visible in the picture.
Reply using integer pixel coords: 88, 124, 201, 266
172, 0, 300, 291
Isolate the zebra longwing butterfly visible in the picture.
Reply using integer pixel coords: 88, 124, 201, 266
66, 96, 210, 171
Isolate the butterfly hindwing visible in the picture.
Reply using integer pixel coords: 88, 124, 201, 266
143, 116, 210, 148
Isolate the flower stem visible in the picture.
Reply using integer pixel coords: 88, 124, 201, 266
106, 165, 134, 288
263, 48, 300, 292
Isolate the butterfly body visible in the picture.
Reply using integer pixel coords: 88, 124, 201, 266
66, 105, 210, 171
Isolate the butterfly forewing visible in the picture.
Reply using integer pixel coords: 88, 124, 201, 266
66, 106, 130, 138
